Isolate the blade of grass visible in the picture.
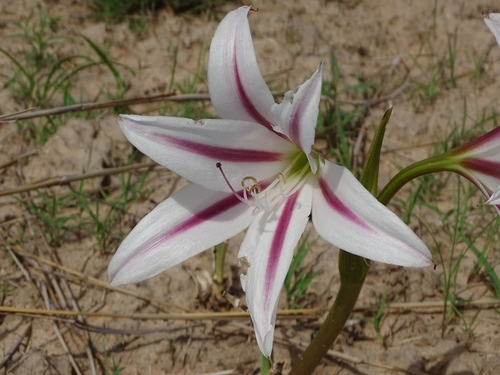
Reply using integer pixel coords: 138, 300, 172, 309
81, 35, 128, 95
460, 233, 500, 298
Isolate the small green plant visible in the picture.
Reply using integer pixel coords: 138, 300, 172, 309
406, 27, 460, 112
0, 281, 10, 304
371, 290, 388, 345
17, 191, 76, 246
82, 35, 130, 104
0, 9, 95, 108
71, 167, 150, 253
469, 45, 489, 84
318, 52, 375, 171
0, 8, 132, 144
102, 340, 125, 375
159, 43, 213, 119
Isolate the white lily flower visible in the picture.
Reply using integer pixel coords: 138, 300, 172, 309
108, 6, 432, 357
447, 125, 500, 207
481, 13, 500, 205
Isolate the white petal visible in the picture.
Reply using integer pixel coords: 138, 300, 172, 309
208, 6, 277, 130
312, 161, 432, 267
458, 158, 500, 199
450, 126, 500, 213
485, 13, 500, 49
271, 65, 323, 173
239, 182, 313, 357
487, 186, 500, 205
119, 115, 296, 192
108, 184, 254, 285
486, 186, 500, 216
466, 169, 500, 194
452, 126, 500, 159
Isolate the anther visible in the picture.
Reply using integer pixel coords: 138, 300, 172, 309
241, 176, 262, 195
241, 176, 258, 186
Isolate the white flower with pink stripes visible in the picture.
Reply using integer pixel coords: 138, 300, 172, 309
480, 13, 500, 206
108, 6, 432, 357
445, 125, 500, 208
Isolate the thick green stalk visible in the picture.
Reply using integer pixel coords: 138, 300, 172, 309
288, 251, 368, 375
261, 353, 271, 375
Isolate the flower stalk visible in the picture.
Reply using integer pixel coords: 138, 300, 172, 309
214, 242, 228, 284
288, 251, 368, 375
377, 154, 455, 205
261, 354, 272, 375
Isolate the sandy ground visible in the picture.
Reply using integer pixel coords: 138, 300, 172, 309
1, 0, 500, 374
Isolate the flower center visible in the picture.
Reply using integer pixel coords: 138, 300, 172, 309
216, 151, 313, 212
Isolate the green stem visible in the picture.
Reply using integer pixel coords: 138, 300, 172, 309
214, 242, 227, 284
261, 353, 271, 375
378, 154, 456, 205
288, 251, 368, 375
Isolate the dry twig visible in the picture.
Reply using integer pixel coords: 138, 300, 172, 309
39, 279, 83, 375
0, 305, 319, 321
0, 324, 32, 370
0, 161, 158, 197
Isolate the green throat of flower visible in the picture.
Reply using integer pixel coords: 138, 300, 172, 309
217, 150, 317, 212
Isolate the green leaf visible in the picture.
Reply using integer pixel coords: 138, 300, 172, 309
360, 107, 392, 195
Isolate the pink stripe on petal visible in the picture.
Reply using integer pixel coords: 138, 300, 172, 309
288, 72, 321, 148
451, 126, 500, 155
318, 177, 369, 230
263, 192, 299, 311
233, 43, 274, 131
147, 195, 240, 249
155, 132, 284, 162
288, 110, 302, 149
460, 158, 500, 178
109, 191, 247, 281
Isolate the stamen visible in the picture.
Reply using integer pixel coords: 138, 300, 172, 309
242, 176, 262, 195
278, 172, 286, 184
248, 183, 261, 195
278, 173, 286, 197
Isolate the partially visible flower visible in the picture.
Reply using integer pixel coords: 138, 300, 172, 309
108, 6, 432, 357
475, 13, 500, 206
392, 14, 500, 211
488, 188, 500, 205
444, 126, 500, 208
484, 13, 500, 48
